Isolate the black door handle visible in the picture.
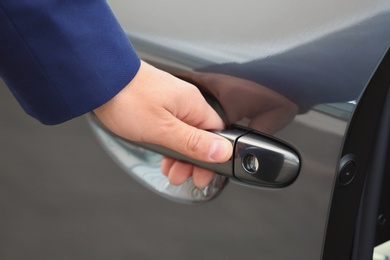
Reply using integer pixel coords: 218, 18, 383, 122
130, 126, 300, 188
89, 113, 300, 188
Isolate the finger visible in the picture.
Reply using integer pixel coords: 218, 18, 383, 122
167, 160, 193, 186
173, 85, 225, 130
156, 118, 233, 163
161, 156, 175, 177
162, 156, 215, 189
159, 84, 233, 163
192, 167, 216, 189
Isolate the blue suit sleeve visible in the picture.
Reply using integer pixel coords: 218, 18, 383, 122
0, 0, 140, 124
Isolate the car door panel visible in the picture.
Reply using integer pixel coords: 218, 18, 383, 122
94, 1, 390, 259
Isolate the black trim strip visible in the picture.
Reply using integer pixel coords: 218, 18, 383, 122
323, 47, 390, 260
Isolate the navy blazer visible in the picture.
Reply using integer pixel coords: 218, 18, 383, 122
0, 0, 140, 124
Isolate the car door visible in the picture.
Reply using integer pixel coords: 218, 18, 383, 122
90, 1, 390, 259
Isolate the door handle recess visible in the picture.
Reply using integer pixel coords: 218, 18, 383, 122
88, 113, 300, 189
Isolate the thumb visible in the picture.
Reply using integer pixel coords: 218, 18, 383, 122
158, 119, 233, 163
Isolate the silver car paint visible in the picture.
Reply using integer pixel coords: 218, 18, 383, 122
104, 1, 390, 259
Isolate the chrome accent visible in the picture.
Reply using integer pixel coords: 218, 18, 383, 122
87, 113, 228, 204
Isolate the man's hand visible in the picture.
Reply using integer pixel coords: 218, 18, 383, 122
93, 61, 233, 188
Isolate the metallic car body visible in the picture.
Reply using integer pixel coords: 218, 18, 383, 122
98, 1, 390, 259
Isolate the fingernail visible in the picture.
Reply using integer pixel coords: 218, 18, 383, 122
209, 139, 230, 161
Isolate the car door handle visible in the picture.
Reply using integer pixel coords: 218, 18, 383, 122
88, 113, 300, 189
132, 128, 299, 188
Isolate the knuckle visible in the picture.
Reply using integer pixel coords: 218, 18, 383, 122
185, 129, 203, 154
